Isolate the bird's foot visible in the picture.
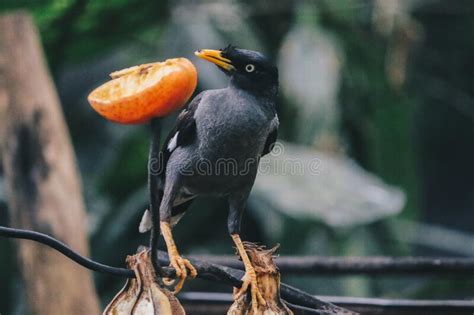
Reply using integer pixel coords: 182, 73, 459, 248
234, 266, 266, 313
164, 251, 197, 294
160, 221, 197, 294
231, 234, 266, 313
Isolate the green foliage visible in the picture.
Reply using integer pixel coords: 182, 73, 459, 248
1, 0, 169, 66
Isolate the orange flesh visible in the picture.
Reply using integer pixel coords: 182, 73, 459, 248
88, 58, 197, 124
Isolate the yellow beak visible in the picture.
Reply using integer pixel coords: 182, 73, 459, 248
194, 49, 235, 71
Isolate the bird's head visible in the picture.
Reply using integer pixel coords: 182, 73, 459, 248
195, 45, 278, 97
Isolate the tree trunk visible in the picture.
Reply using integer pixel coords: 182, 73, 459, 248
0, 11, 101, 315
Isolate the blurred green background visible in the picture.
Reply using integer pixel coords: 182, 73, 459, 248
0, 0, 473, 313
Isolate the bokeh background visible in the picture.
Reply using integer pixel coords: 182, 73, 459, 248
0, 0, 473, 313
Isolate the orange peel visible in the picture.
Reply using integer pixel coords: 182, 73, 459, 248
88, 58, 197, 124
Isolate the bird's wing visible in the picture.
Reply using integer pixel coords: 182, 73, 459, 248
162, 92, 205, 212
161, 92, 204, 177
262, 114, 279, 156
139, 93, 204, 233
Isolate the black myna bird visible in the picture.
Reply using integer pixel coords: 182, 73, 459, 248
143, 45, 279, 308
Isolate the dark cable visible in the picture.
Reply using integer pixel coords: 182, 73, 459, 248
0, 225, 134, 278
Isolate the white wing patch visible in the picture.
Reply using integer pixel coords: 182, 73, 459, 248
167, 131, 179, 151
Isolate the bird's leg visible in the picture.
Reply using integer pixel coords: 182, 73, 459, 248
231, 233, 266, 311
228, 192, 266, 313
160, 221, 197, 293
159, 173, 197, 293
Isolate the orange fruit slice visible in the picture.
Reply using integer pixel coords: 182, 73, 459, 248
88, 58, 197, 124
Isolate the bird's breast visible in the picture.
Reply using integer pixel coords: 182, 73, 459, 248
195, 92, 271, 160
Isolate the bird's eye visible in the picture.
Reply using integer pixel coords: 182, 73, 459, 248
245, 64, 255, 73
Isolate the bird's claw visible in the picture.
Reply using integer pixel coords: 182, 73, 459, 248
234, 269, 266, 313
166, 254, 197, 294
